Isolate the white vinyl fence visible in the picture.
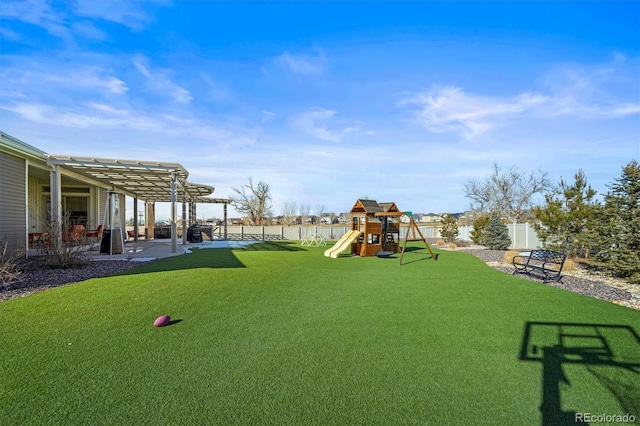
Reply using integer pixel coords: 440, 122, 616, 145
209, 223, 543, 249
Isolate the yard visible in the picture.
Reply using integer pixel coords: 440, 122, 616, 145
1, 242, 638, 425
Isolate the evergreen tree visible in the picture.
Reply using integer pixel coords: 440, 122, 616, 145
470, 214, 490, 245
484, 213, 511, 250
533, 169, 598, 257
440, 214, 459, 243
595, 160, 640, 284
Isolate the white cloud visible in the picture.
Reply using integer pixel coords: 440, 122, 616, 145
73, 0, 152, 31
2, 62, 128, 98
0, 0, 66, 35
1, 101, 241, 145
276, 51, 326, 76
261, 110, 275, 123
293, 108, 359, 142
400, 78, 639, 140
71, 20, 108, 40
0, 0, 155, 43
200, 74, 232, 101
398, 86, 548, 139
133, 56, 193, 104
0, 27, 21, 41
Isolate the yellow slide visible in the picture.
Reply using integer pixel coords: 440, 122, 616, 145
324, 230, 363, 258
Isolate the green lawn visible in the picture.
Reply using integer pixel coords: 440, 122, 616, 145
1, 242, 639, 425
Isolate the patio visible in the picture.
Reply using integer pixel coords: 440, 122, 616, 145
87, 238, 258, 261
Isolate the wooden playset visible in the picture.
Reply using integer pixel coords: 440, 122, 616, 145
348, 199, 436, 262
324, 199, 437, 263
350, 199, 401, 257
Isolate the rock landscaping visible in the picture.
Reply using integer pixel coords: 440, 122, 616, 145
462, 248, 640, 311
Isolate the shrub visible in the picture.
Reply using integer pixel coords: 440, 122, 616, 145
454, 240, 471, 248
484, 213, 511, 250
503, 251, 520, 265
562, 258, 577, 272
1, 241, 24, 284
39, 216, 91, 269
440, 214, 459, 243
447, 243, 457, 250
470, 215, 490, 245
436, 240, 445, 246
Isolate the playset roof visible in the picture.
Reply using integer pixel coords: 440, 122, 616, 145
351, 199, 402, 214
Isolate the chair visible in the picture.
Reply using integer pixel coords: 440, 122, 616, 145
63, 225, 86, 243
127, 229, 145, 241
85, 225, 103, 241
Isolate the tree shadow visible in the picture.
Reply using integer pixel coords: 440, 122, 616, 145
520, 321, 640, 425
239, 241, 307, 252
113, 242, 307, 277
116, 248, 247, 276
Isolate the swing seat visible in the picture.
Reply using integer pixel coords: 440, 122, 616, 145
375, 251, 394, 258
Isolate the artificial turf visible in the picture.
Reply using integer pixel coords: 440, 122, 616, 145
1, 242, 638, 425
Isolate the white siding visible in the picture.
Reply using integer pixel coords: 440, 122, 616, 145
0, 152, 27, 253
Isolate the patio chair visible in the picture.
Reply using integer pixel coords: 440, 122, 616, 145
63, 225, 85, 243
127, 229, 145, 241
85, 225, 103, 241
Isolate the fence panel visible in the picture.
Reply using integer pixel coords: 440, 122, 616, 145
213, 223, 542, 249
457, 224, 541, 249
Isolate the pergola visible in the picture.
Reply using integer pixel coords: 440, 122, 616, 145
46, 155, 230, 253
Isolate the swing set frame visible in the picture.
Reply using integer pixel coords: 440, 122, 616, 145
374, 211, 437, 265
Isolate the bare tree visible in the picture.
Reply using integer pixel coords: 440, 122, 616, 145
298, 203, 311, 224
314, 204, 326, 224
464, 163, 551, 222
282, 202, 297, 225
230, 177, 273, 225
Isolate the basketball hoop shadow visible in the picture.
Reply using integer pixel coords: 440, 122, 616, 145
519, 321, 640, 425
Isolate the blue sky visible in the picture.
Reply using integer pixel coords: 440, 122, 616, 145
1, 1, 639, 220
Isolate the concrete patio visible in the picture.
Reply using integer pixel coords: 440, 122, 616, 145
87, 239, 258, 262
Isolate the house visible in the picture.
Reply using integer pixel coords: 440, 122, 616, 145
418, 213, 443, 223
0, 131, 230, 256
337, 212, 350, 224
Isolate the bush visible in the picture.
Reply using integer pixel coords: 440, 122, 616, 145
470, 215, 490, 245
440, 214, 459, 243
484, 214, 511, 250
503, 251, 520, 265
454, 240, 471, 248
563, 258, 577, 272
39, 217, 91, 268
447, 243, 457, 249
1, 241, 24, 284
436, 240, 445, 246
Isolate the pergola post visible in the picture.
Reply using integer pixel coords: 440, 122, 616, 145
224, 203, 228, 240
182, 193, 187, 245
133, 197, 139, 242
49, 164, 63, 246
171, 173, 177, 253
147, 202, 155, 239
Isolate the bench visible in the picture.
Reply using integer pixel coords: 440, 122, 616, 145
512, 249, 567, 283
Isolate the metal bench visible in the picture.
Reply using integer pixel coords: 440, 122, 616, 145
512, 249, 567, 283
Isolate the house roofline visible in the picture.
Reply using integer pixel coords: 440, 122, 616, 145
0, 131, 48, 161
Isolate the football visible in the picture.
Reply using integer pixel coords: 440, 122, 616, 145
153, 315, 171, 327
